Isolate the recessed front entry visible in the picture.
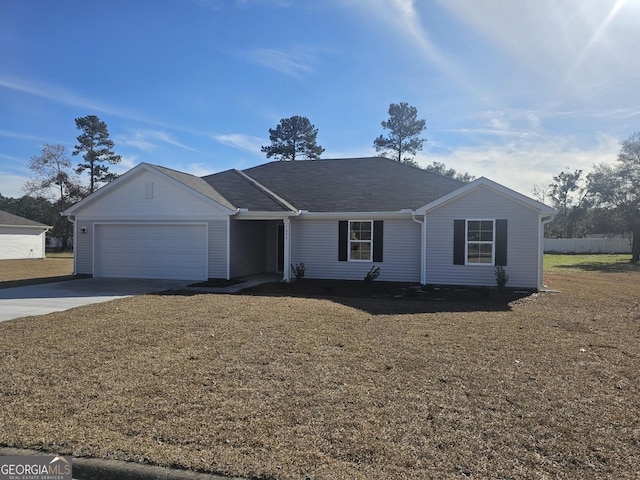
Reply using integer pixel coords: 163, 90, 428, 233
94, 224, 207, 280
276, 223, 285, 273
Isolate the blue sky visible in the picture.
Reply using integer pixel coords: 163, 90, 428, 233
1, 0, 639, 199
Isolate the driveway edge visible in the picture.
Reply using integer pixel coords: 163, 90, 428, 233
0, 447, 247, 480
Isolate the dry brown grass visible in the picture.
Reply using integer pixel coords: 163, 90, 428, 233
0, 270, 639, 479
0, 258, 74, 287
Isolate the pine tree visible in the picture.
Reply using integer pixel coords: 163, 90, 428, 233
261, 116, 324, 161
73, 115, 121, 192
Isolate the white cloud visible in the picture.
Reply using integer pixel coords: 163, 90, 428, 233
244, 48, 316, 77
435, 0, 640, 103
0, 172, 30, 198
118, 130, 200, 153
183, 163, 216, 177
0, 74, 172, 128
0, 129, 62, 144
342, 0, 474, 93
211, 133, 264, 155
0, 152, 28, 165
417, 133, 620, 196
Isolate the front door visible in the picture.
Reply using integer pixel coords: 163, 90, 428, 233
276, 223, 284, 273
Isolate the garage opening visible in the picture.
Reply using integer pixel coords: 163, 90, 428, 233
94, 224, 207, 280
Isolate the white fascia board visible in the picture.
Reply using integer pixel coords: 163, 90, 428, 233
416, 177, 557, 215
0, 224, 51, 230
233, 210, 302, 220
296, 210, 414, 220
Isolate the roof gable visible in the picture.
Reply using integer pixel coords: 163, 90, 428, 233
416, 177, 556, 215
64, 163, 236, 216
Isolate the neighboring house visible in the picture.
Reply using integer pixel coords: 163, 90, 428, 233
63, 157, 556, 289
0, 210, 51, 260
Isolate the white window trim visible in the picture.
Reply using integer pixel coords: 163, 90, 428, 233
348, 220, 373, 262
465, 219, 495, 266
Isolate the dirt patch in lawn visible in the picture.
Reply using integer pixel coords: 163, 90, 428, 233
0, 258, 74, 288
0, 271, 639, 479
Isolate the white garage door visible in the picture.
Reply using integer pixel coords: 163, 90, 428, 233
95, 224, 207, 280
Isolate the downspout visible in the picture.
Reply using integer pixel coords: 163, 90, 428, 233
538, 215, 555, 289
227, 215, 232, 280
283, 217, 291, 282
411, 212, 426, 285
66, 215, 77, 275
44, 226, 51, 259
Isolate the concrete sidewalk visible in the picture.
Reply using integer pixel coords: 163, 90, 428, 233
0, 277, 193, 323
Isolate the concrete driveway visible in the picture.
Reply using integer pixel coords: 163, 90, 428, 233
0, 278, 193, 323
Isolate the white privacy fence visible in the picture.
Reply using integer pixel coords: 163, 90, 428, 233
544, 237, 632, 254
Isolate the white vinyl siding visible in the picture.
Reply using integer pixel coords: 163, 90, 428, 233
77, 170, 229, 218
426, 186, 540, 288
0, 228, 47, 260
291, 217, 420, 282
70, 168, 231, 279
75, 220, 94, 275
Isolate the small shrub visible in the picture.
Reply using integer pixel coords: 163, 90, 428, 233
495, 265, 509, 291
364, 265, 381, 284
291, 262, 305, 281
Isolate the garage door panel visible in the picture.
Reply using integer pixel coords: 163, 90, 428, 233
95, 224, 207, 280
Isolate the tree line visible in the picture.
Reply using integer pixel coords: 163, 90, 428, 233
540, 131, 640, 262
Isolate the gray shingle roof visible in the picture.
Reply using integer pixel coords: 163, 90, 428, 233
202, 169, 294, 212
203, 157, 465, 212
152, 164, 236, 211
0, 210, 50, 228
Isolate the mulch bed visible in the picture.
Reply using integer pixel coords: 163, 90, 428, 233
0, 270, 638, 479
242, 279, 532, 303
188, 278, 244, 288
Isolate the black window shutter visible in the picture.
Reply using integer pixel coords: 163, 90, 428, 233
495, 219, 508, 266
338, 221, 348, 261
373, 220, 384, 262
453, 220, 466, 265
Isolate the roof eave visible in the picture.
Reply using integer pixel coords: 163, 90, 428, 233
0, 224, 51, 229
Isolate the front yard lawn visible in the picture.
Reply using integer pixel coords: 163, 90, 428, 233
0, 257, 74, 288
1, 267, 639, 479
544, 253, 638, 273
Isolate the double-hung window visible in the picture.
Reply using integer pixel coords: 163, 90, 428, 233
466, 220, 494, 264
338, 220, 384, 262
453, 219, 507, 266
349, 221, 372, 261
